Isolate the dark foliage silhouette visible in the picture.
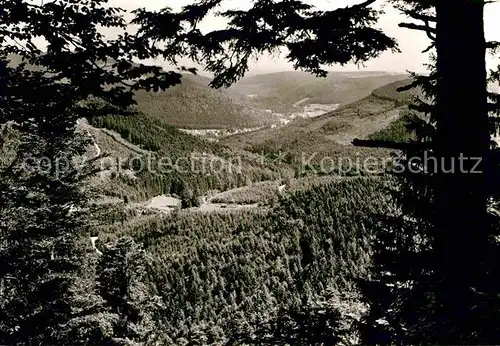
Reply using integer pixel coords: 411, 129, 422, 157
0, 0, 398, 344
355, 1, 500, 343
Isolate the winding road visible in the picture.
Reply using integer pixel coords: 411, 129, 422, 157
76, 118, 101, 159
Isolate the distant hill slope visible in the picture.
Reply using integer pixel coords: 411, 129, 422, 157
370, 78, 416, 104
229, 71, 408, 114
220, 78, 416, 172
133, 73, 277, 129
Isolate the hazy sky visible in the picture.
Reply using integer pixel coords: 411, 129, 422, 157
107, 0, 500, 75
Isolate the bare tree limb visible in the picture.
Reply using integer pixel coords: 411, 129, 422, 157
350, 0, 377, 8
399, 22, 436, 41
422, 42, 435, 53
401, 10, 436, 22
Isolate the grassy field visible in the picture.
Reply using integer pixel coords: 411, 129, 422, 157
208, 175, 365, 205
367, 112, 419, 143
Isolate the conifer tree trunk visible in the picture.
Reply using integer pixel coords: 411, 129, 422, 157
433, 0, 489, 341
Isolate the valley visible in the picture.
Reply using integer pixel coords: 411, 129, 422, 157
84, 74, 414, 219
2, 67, 420, 344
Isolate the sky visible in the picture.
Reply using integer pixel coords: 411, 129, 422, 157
106, 0, 500, 75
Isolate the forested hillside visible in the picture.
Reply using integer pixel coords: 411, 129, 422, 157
2, 75, 413, 207
133, 73, 278, 129
370, 78, 415, 104
88, 114, 293, 204
1, 52, 415, 344
97, 177, 397, 344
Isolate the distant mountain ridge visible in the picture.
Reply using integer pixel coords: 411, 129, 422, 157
6, 54, 410, 130
228, 71, 408, 115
